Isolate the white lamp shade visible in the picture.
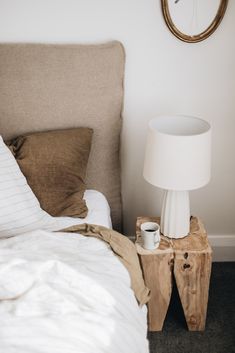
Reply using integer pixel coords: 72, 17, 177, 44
143, 115, 211, 191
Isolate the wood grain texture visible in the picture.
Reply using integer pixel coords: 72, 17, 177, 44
136, 216, 212, 331
139, 252, 174, 331
174, 249, 212, 331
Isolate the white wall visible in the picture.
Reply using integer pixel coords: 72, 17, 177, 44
0, 0, 235, 247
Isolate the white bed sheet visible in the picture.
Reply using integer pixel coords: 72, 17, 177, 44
0, 190, 149, 353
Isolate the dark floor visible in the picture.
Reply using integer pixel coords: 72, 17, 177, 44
148, 262, 235, 353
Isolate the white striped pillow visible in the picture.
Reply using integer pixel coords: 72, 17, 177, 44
0, 136, 58, 238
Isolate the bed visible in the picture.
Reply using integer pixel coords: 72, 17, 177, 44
0, 42, 150, 352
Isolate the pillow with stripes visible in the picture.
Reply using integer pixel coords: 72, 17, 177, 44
0, 136, 58, 238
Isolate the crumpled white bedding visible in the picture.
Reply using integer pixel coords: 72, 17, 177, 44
0, 191, 149, 353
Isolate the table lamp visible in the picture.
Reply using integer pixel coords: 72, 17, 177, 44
143, 115, 211, 238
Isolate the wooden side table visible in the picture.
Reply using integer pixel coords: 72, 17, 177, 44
136, 216, 212, 332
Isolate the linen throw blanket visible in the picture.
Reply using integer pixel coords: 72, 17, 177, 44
59, 223, 150, 306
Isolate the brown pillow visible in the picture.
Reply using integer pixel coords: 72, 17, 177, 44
8, 128, 93, 218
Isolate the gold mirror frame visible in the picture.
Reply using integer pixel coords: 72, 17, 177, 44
161, 0, 228, 43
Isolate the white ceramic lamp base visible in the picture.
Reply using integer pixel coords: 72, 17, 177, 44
160, 190, 190, 239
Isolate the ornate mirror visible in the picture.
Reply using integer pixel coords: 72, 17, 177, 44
161, 0, 228, 43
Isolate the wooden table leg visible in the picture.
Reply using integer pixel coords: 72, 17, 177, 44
140, 252, 174, 331
174, 250, 212, 331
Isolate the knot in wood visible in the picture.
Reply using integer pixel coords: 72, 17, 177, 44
189, 316, 197, 325
183, 263, 191, 270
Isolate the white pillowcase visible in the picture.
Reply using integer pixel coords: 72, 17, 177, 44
0, 136, 58, 238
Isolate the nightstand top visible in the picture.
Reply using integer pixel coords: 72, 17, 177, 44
136, 216, 212, 255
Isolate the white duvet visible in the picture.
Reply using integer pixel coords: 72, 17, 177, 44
0, 191, 149, 353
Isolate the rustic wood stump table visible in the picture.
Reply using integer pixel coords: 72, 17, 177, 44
135, 216, 212, 331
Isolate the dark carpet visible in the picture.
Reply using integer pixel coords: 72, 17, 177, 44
148, 262, 235, 353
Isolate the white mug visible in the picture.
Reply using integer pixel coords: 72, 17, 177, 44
141, 222, 160, 250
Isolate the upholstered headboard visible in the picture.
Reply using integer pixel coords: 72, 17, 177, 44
0, 41, 125, 231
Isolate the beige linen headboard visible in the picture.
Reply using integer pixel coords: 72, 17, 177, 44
0, 41, 125, 231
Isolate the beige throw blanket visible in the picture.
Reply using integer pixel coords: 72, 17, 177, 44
59, 223, 150, 306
